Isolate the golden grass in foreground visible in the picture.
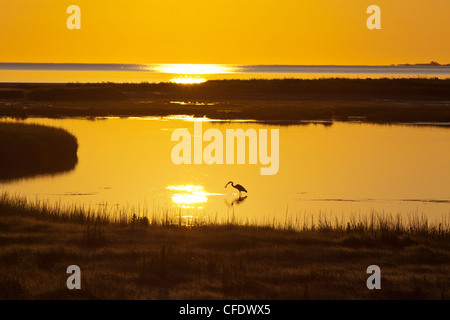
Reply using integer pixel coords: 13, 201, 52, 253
0, 193, 449, 300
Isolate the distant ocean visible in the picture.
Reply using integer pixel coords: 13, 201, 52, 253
1, 63, 449, 83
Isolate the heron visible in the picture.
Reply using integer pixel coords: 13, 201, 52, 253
225, 181, 248, 196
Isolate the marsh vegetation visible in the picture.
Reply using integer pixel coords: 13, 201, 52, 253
0, 122, 78, 181
0, 192, 448, 300
1, 79, 450, 123
1, 79, 449, 300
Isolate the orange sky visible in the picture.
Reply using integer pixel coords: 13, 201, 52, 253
0, 0, 449, 65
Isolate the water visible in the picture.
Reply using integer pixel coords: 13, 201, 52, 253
1, 117, 450, 226
1, 63, 449, 83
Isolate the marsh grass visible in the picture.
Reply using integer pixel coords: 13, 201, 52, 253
1, 192, 449, 240
27, 87, 126, 101
1, 79, 450, 123
0, 192, 449, 300
1, 192, 448, 237
0, 122, 78, 181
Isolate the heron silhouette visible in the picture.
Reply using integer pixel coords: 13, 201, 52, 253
225, 181, 248, 196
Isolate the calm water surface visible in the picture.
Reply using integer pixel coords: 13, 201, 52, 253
1, 63, 449, 83
1, 117, 450, 226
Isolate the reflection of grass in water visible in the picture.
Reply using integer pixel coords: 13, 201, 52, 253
0, 192, 449, 299
0, 122, 78, 181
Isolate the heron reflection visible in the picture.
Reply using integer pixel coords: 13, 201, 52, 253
225, 194, 248, 208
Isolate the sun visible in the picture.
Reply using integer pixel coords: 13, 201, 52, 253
170, 76, 207, 84
154, 64, 232, 84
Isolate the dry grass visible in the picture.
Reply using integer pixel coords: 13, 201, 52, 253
0, 193, 449, 300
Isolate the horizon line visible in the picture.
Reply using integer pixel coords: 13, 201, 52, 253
1, 62, 450, 67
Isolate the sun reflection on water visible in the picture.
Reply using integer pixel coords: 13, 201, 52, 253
170, 76, 207, 84
156, 64, 232, 84
167, 185, 209, 209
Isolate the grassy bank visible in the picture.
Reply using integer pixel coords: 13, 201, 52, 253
20, 78, 450, 101
0, 193, 448, 300
0, 122, 78, 181
1, 79, 450, 123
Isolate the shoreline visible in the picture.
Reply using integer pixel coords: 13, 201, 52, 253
0, 122, 78, 181
3, 114, 450, 129
0, 79, 450, 124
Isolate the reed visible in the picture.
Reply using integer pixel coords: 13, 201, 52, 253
0, 191, 449, 299
1, 192, 448, 240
